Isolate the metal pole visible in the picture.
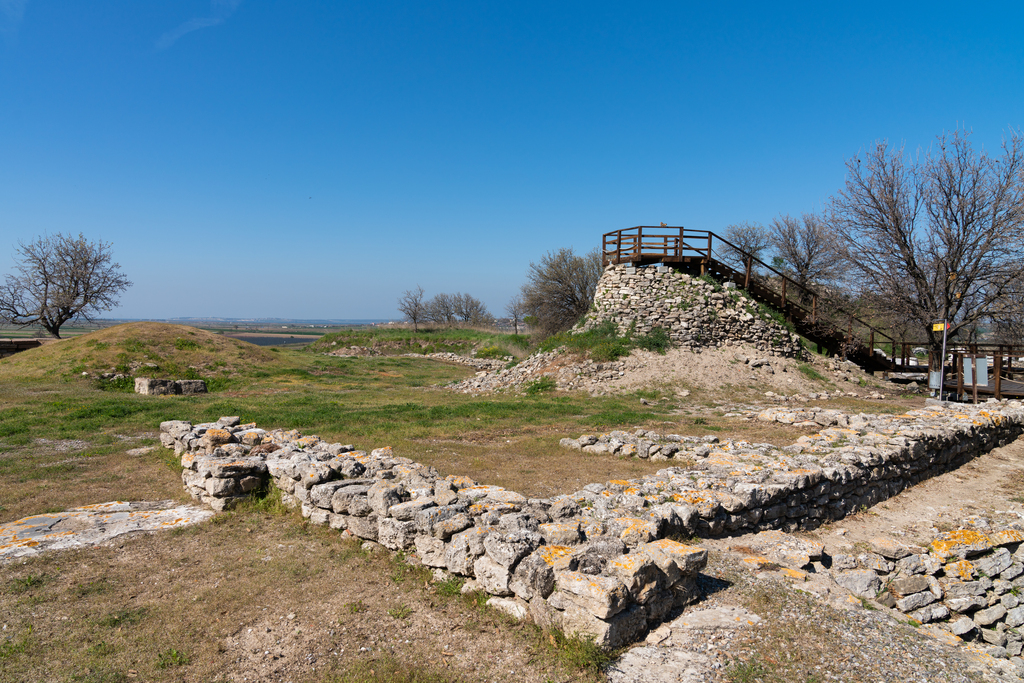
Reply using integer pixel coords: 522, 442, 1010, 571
939, 319, 949, 401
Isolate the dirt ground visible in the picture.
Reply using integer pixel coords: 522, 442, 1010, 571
608, 344, 896, 397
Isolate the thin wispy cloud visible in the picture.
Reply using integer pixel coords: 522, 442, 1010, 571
156, 0, 242, 51
0, 0, 29, 43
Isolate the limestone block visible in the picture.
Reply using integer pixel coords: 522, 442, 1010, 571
554, 570, 630, 619
445, 527, 490, 576
539, 522, 583, 546
573, 536, 627, 575
930, 529, 994, 560
642, 539, 708, 580
484, 529, 541, 569
297, 461, 334, 489
974, 604, 1008, 627
834, 569, 882, 598
606, 517, 658, 547
560, 601, 647, 650
388, 499, 436, 521
509, 551, 557, 601
976, 548, 1014, 577
487, 597, 528, 620
415, 535, 447, 567
607, 552, 664, 604
309, 481, 352, 509
367, 481, 406, 517
205, 477, 238, 497
330, 485, 371, 514
474, 555, 513, 596
949, 616, 977, 636
378, 518, 418, 551
889, 575, 931, 597
1006, 606, 1024, 628
176, 379, 207, 395
896, 591, 936, 613
414, 504, 466, 536
346, 515, 379, 541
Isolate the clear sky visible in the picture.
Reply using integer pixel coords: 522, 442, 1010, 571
2, 1, 1023, 320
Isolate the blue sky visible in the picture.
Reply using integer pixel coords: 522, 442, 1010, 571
2, 1, 1023, 320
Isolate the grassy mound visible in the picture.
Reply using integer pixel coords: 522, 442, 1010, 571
0, 322, 278, 382
306, 327, 531, 358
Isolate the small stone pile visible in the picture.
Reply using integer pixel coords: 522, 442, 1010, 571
578, 264, 804, 357
417, 351, 508, 372
557, 401, 1024, 536
828, 530, 1024, 660
162, 418, 709, 648
447, 348, 650, 394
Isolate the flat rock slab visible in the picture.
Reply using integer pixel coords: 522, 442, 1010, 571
669, 606, 763, 630
606, 647, 712, 683
607, 606, 762, 682
0, 500, 214, 562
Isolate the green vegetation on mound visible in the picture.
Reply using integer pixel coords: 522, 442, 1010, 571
541, 320, 670, 361
0, 322, 278, 384
306, 327, 531, 358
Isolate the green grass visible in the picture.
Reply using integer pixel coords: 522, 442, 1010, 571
796, 363, 826, 382
540, 320, 670, 361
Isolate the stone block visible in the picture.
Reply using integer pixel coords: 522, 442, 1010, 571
554, 570, 630, 619
539, 522, 583, 546
377, 518, 418, 550
607, 552, 665, 604
484, 529, 541, 569
509, 551, 556, 601
415, 535, 447, 568
474, 555, 513, 596
974, 604, 1007, 627
834, 569, 882, 599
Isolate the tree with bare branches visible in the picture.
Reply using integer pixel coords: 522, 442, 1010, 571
828, 129, 1024, 353
397, 285, 427, 331
505, 294, 526, 334
452, 292, 491, 325
769, 213, 843, 292
0, 233, 131, 339
720, 221, 772, 271
520, 247, 603, 335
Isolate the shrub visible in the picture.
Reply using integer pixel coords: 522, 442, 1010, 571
524, 376, 556, 394
635, 327, 670, 353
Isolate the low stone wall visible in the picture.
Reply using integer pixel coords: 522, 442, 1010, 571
163, 399, 1024, 650
557, 401, 1024, 537
579, 263, 803, 356
162, 417, 708, 648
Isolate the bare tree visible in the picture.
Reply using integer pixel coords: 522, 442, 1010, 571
397, 285, 427, 331
452, 292, 491, 325
425, 292, 457, 327
520, 247, 603, 335
0, 233, 131, 339
505, 294, 526, 334
720, 221, 772, 271
769, 213, 843, 293
828, 129, 1024, 352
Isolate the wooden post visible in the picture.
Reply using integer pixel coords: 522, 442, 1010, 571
995, 353, 1003, 400
781, 278, 787, 308
812, 295, 817, 323
957, 353, 963, 400
745, 256, 751, 289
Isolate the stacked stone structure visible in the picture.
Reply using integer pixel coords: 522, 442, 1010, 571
578, 263, 803, 356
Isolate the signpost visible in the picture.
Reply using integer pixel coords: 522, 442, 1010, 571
930, 320, 949, 399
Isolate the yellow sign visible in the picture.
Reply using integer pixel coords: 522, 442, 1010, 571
932, 322, 946, 332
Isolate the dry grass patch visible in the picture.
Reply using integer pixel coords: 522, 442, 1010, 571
0, 504, 590, 683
